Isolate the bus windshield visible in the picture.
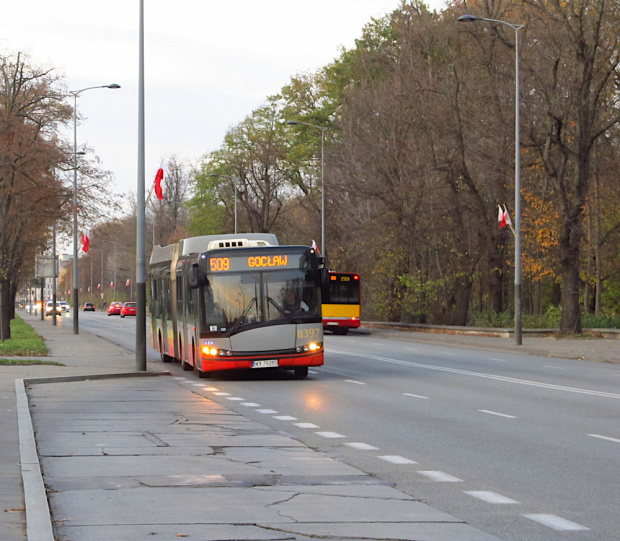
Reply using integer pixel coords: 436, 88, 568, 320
203, 269, 321, 335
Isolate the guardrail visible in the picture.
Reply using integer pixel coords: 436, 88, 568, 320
364, 321, 620, 340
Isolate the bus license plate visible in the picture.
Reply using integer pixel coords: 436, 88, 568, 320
252, 359, 278, 369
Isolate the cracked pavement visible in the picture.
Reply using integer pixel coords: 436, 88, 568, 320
26, 374, 503, 541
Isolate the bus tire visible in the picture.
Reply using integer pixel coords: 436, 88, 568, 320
294, 366, 309, 378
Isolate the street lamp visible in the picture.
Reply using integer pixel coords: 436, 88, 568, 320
458, 14, 524, 345
70, 83, 121, 334
286, 120, 328, 264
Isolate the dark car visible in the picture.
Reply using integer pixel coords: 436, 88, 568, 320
108, 302, 123, 316
83, 302, 96, 312
120, 302, 136, 318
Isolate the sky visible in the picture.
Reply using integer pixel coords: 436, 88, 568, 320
1, 1, 446, 201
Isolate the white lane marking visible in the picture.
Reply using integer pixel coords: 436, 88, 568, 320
479, 409, 518, 419
204, 387, 219, 391
345, 442, 379, 450
213, 392, 230, 396
345, 380, 366, 385
309, 370, 318, 374
173, 377, 186, 380
331, 349, 620, 399
523, 514, 589, 531
273, 415, 298, 421
241, 402, 261, 407
403, 392, 430, 400
406, 347, 420, 352
588, 433, 620, 443
225, 397, 245, 401
418, 471, 463, 482
256, 409, 278, 414
543, 365, 565, 370
294, 422, 319, 429
378, 455, 417, 464
191, 383, 205, 386
315, 431, 346, 438
464, 491, 520, 504
487, 357, 506, 362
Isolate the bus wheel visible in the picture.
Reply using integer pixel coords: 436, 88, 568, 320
294, 366, 309, 378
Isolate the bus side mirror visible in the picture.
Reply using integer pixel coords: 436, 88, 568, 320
189, 263, 206, 289
319, 259, 329, 285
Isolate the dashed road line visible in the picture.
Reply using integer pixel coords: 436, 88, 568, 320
294, 422, 319, 429
225, 397, 245, 401
403, 392, 430, 400
418, 471, 463, 482
523, 514, 589, 531
487, 357, 507, 362
345, 380, 366, 385
241, 402, 261, 407
588, 433, 620, 443
464, 491, 519, 504
213, 392, 230, 396
256, 409, 278, 414
344, 442, 378, 450
378, 455, 417, 464
315, 431, 346, 438
479, 410, 517, 419
273, 415, 297, 421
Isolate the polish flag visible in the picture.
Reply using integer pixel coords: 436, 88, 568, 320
311, 239, 319, 253
498, 205, 512, 229
154, 161, 164, 201
126, 279, 131, 287
110, 281, 114, 288
81, 230, 90, 253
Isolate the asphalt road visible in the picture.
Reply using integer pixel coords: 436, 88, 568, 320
78, 311, 620, 541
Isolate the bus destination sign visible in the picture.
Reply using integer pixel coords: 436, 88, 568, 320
209, 253, 304, 273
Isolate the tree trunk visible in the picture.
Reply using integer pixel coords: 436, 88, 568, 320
0, 279, 11, 340
559, 223, 582, 334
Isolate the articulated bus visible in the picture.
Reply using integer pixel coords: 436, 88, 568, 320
149, 234, 325, 378
322, 271, 361, 334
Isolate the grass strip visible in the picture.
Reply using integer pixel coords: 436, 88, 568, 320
0, 314, 48, 356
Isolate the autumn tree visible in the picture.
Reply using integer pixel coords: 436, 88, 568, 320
0, 52, 71, 339
521, 0, 620, 333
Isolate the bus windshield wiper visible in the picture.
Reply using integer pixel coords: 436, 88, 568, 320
228, 297, 257, 335
266, 296, 293, 322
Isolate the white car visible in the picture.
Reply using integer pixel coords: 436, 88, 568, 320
58, 301, 70, 312
44, 301, 62, 315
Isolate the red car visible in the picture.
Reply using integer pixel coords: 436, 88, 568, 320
108, 302, 123, 316
120, 302, 136, 318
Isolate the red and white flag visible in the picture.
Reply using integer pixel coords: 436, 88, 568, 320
81, 230, 90, 253
311, 239, 319, 253
498, 205, 512, 229
154, 161, 164, 201
126, 279, 131, 287
110, 281, 114, 288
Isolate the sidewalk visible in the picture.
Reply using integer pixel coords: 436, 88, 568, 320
1, 314, 616, 540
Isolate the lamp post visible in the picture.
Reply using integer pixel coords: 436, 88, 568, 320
70, 83, 120, 334
286, 120, 328, 264
458, 14, 524, 345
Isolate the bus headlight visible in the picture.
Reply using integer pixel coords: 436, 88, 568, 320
296, 342, 322, 353
201, 346, 232, 357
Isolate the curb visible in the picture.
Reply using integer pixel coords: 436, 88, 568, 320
16, 371, 171, 541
